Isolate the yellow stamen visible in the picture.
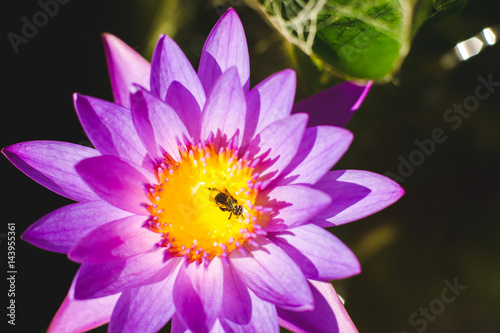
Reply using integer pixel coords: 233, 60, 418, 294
146, 141, 268, 263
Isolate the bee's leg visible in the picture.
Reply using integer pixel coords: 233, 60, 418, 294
228, 212, 233, 220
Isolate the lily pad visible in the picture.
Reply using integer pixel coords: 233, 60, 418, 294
249, 0, 466, 81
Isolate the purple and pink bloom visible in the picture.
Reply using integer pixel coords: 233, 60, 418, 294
3, 8, 403, 333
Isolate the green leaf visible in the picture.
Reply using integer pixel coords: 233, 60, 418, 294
249, 0, 466, 81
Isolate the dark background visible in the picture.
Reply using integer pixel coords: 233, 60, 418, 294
2, 0, 499, 332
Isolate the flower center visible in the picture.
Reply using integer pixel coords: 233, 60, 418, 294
146, 139, 269, 264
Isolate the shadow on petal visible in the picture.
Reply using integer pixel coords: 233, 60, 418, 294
313, 170, 371, 227
166, 81, 202, 142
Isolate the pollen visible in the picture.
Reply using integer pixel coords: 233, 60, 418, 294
146, 136, 269, 264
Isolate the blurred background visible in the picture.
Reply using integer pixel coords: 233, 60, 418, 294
2, 0, 499, 332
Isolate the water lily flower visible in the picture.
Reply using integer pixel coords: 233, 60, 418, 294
2, 8, 402, 333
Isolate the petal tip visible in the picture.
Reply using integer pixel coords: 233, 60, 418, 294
292, 112, 310, 127
348, 255, 362, 277
1, 145, 11, 158
129, 83, 141, 95
19, 225, 43, 250
72, 92, 86, 106
335, 127, 354, 144
384, 174, 406, 199
101, 32, 119, 46
281, 68, 297, 78
19, 229, 30, 242
361, 171, 406, 206
351, 80, 373, 111
221, 7, 238, 19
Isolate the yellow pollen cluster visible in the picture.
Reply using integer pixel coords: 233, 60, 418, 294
146, 139, 269, 264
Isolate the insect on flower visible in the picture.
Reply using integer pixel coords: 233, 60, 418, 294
207, 187, 244, 219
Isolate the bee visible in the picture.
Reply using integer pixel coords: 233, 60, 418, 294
207, 187, 244, 220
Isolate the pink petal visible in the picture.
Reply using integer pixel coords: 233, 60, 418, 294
171, 312, 189, 333
310, 280, 358, 332
200, 68, 246, 149
198, 8, 250, 93
256, 184, 331, 231
210, 320, 225, 333
274, 126, 353, 186
21, 201, 131, 254
220, 288, 279, 333
165, 81, 202, 142
292, 81, 372, 127
130, 85, 191, 162
109, 259, 182, 333
48, 272, 120, 333
243, 69, 296, 148
150, 34, 206, 108
2, 141, 100, 202
75, 155, 153, 215
74, 250, 169, 299
272, 224, 361, 281
312, 170, 405, 227
173, 258, 224, 333
74, 93, 151, 168
245, 114, 308, 184
103, 33, 151, 108
220, 265, 252, 325
278, 280, 358, 333
69, 215, 162, 263
229, 239, 313, 310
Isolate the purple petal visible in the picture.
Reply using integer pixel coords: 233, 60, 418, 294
22, 201, 131, 254
245, 114, 308, 184
211, 320, 225, 333
278, 280, 357, 333
229, 239, 313, 310
108, 259, 182, 333
198, 8, 250, 93
74, 93, 150, 168
272, 224, 360, 281
220, 288, 279, 333
220, 265, 252, 325
312, 170, 405, 227
311, 280, 358, 332
130, 85, 191, 162
243, 69, 296, 147
200, 68, 246, 149
75, 155, 152, 215
274, 126, 353, 186
165, 81, 202, 142
2, 141, 100, 202
69, 215, 162, 263
292, 81, 372, 127
171, 312, 189, 333
74, 249, 169, 299
150, 34, 206, 108
256, 184, 331, 231
103, 33, 151, 108
173, 258, 224, 333
48, 272, 120, 333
